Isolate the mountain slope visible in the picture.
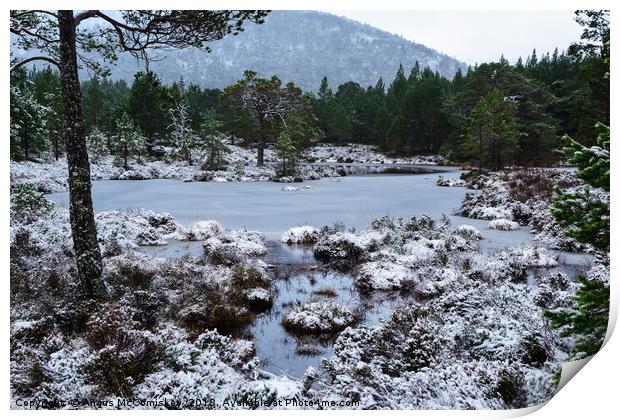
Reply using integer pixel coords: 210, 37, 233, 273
99, 11, 467, 91
12, 11, 467, 91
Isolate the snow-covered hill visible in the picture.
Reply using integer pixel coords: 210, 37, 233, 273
12, 11, 466, 91
118, 11, 466, 91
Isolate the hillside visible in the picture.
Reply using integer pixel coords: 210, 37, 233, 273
87, 11, 467, 91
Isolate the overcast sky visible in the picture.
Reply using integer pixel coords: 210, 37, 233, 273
325, 10, 583, 65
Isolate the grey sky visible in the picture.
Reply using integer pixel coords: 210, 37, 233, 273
325, 10, 583, 64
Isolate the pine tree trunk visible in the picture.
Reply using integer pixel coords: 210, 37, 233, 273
22, 128, 29, 160
478, 128, 483, 172
257, 137, 265, 166
257, 115, 265, 166
53, 136, 60, 161
58, 10, 104, 299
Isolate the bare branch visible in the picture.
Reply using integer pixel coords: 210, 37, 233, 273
11, 56, 59, 72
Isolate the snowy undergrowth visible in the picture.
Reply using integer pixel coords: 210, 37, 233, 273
10, 204, 296, 408
455, 169, 601, 252
288, 213, 608, 408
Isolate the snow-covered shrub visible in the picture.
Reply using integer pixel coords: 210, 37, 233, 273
204, 228, 267, 265
280, 226, 320, 245
81, 305, 163, 396
180, 220, 222, 241
105, 254, 160, 290
313, 232, 369, 270
455, 224, 483, 240
436, 176, 466, 187
229, 264, 273, 310
488, 219, 520, 231
493, 364, 527, 407
506, 170, 556, 203
459, 189, 514, 220
10, 183, 53, 222
458, 169, 592, 253
498, 247, 558, 268
530, 198, 591, 252
302, 366, 320, 394
459, 170, 492, 189
96, 209, 181, 248
367, 306, 441, 376
283, 300, 358, 334
356, 261, 411, 290
176, 289, 254, 337
224, 382, 279, 409
243, 288, 273, 311
534, 272, 575, 310
131, 328, 262, 409
304, 143, 443, 165
405, 266, 460, 298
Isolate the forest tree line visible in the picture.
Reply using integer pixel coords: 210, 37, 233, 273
10, 12, 609, 170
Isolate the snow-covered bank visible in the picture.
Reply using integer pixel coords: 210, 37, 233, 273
11, 143, 448, 195
10, 143, 342, 194
304, 143, 446, 165
449, 169, 607, 253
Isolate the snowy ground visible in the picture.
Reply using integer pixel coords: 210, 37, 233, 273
10, 163, 609, 410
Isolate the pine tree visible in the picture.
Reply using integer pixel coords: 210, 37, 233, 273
314, 76, 334, 140
546, 123, 610, 360
185, 84, 221, 131
31, 66, 64, 160
168, 100, 200, 165
129, 71, 168, 145
200, 110, 229, 170
82, 76, 105, 131
275, 129, 298, 177
384, 64, 409, 154
462, 89, 520, 169
10, 68, 50, 160
551, 124, 609, 250
114, 113, 147, 169
88, 126, 109, 162
221, 70, 310, 166
462, 97, 492, 171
